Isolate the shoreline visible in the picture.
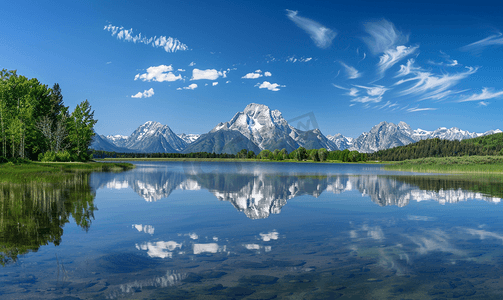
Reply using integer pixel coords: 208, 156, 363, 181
0, 161, 135, 184
95, 157, 384, 164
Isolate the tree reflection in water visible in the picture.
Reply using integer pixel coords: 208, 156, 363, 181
0, 173, 96, 266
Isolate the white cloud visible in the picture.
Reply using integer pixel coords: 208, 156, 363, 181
286, 9, 336, 48
226, 81, 230, 84
106, 61, 112, 65
131, 88, 154, 98
396, 59, 421, 77
212, 82, 218, 86
135, 65, 182, 82
458, 87, 503, 102
286, 56, 313, 63
332, 84, 359, 96
428, 59, 459, 67
260, 231, 279, 242
242, 72, 262, 79
104, 24, 188, 53
255, 81, 285, 91
183, 83, 198, 90
339, 61, 362, 79
191, 69, 227, 80
396, 66, 478, 100
478, 101, 489, 107
351, 96, 382, 103
354, 84, 388, 97
177, 69, 186, 72
363, 19, 409, 55
378, 45, 418, 75
189, 62, 196, 66
461, 32, 503, 52
407, 106, 437, 112
264, 71, 272, 77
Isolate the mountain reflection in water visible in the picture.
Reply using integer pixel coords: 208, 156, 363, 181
91, 163, 501, 219
3, 162, 503, 299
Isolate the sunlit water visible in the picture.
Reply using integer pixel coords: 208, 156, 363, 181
2, 161, 503, 299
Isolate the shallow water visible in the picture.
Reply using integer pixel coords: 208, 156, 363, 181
2, 161, 503, 299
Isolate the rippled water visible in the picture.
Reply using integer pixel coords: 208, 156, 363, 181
2, 161, 503, 299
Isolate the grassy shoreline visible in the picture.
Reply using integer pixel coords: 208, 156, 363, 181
0, 161, 135, 183
384, 156, 503, 174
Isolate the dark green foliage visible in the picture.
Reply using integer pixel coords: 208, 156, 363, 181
247, 150, 256, 159
92, 147, 369, 163
318, 148, 328, 161
326, 149, 367, 162
259, 149, 272, 159
295, 147, 308, 161
66, 100, 97, 161
0, 69, 96, 162
463, 132, 503, 153
369, 134, 503, 161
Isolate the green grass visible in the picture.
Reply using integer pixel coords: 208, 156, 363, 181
0, 161, 135, 183
384, 156, 503, 174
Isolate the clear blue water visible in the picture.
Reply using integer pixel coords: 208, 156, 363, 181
1, 161, 503, 299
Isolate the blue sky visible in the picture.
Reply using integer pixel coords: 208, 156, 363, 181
1, 0, 502, 138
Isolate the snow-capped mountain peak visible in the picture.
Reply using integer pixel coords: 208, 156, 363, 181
207, 103, 334, 152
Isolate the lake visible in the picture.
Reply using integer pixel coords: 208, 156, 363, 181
2, 161, 503, 299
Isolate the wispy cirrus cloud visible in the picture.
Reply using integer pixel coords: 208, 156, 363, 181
363, 20, 417, 76
286, 9, 336, 49
255, 81, 285, 91
334, 83, 388, 104
339, 62, 362, 79
363, 19, 409, 55
378, 45, 418, 75
395, 58, 478, 100
461, 32, 503, 53
332, 84, 359, 96
104, 24, 188, 53
191, 69, 227, 80
131, 88, 154, 98
395, 59, 421, 77
134, 65, 182, 82
286, 56, 313, 63
458, 87, 503, 102
407, 106, 437, 113
354, 84, 388, 97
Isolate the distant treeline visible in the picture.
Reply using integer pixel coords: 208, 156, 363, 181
93, 147, 368, 162
369, 133, 503, 161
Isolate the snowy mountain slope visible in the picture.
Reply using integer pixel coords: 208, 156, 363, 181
177, 133, 200, 144
327, 134, 354, 150
91, 134, 136, 152
209, 103, 335, 152
344, 121, 502, 153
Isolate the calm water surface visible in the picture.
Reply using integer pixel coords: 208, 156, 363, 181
2, 161, 503, 299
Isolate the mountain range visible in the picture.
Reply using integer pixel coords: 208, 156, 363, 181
91, 103, 501, 154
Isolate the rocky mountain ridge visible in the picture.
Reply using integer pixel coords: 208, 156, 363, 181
91, 104, 501, 154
